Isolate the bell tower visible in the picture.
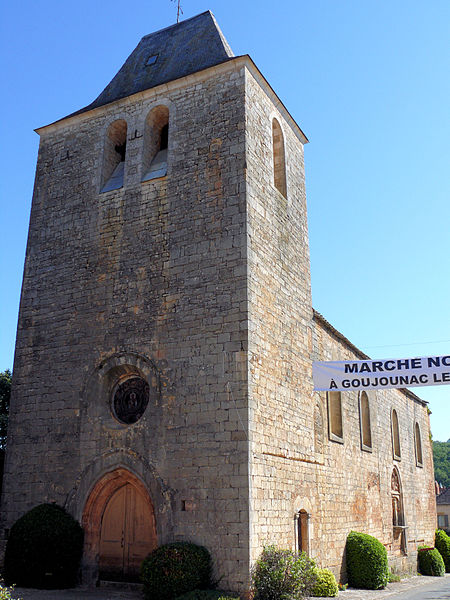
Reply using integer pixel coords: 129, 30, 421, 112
2, 11, 311, 590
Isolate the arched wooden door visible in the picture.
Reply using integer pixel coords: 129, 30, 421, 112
99, 482, 156, 582
82, 469, 157, 583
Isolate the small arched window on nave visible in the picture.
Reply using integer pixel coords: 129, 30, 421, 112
142, 105, 169, 182
359, 391, 372, 451
101, 119, 127, 192
391, 408, 401, 460
414, 422, 423, 467
272, 118, 287, 197
327, 391, 343, 443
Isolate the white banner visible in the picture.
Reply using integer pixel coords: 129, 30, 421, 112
313, 354, 450, 391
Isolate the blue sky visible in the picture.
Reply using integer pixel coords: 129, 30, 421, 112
0, 1, 449, 441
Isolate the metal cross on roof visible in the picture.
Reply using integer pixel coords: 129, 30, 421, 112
171, 0, 183, 23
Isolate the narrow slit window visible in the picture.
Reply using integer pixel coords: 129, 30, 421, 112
142, 106, 169, 182
359, 391, 372, 451
101, 120, 127, 193
296, 510, 310, 555
272, 118, 287, 197
327, 391, 343, 443
414, 422, 423, 467
391, 409, 401, 460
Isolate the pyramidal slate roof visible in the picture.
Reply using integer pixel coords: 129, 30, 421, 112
76, 11, 234, 116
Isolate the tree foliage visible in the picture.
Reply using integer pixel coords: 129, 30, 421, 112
433, 440, 450, 488
0, 369, 11, 495
0, 369, 11, 451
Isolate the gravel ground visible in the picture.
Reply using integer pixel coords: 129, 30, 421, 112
11, 585, 142, 600
331, 574, 450, 600
10, 574, 450, 600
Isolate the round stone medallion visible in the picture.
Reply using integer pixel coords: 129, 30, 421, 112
112, 377, 149, 424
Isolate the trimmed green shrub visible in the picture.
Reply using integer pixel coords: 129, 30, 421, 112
141, 542, 212, 600
346, 531, 388, 590
435, 529, 450, 572
4, 503, 83, 589
251, 545, 317, 600
417, 547, 445, 576
311, 568, 338, 597
176, 591, 239, 600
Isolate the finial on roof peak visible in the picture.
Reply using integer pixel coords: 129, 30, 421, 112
171, 0, 183, 24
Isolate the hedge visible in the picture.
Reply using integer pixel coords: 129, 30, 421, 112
435, 529, 450, 572
311, 568, 338, 597
346, 531, 388, 590
417, 547, 445, 577
4, 503, 83, 589
141, 542, 212, 600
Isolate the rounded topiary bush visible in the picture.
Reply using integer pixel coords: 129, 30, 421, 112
311, 568, 338, 597
251, 545, 317, 600
418, 547, 445, 576
435, 529, 450, 572
346, 531, 388, 590
140, 542, 212, 600
4, 503, 83, 589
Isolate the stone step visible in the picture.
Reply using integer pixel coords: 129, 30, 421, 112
98, 580, 143, 592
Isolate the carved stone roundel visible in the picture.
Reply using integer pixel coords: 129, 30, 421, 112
112, 377, 149, 424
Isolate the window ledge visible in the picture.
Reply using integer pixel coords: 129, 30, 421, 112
141, 174, 167, 184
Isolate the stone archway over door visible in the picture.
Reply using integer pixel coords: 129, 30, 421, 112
83, 468, 157, 583
99, 482, 155, 581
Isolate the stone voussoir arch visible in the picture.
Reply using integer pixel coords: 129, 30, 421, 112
80, 351, 161, 407
65, 448, 175, 584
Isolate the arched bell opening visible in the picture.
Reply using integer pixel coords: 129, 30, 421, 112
101, 119, 128, 192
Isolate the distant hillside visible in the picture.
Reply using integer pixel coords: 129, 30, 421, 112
433, 439, 450, 488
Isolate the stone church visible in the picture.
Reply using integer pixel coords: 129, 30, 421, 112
1, 11, 436, 591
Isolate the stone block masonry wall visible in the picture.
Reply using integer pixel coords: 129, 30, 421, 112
244, 67, 315, 563
244, 66, 435, 579
2, 64, 250, 591
311, 315, 435, 578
